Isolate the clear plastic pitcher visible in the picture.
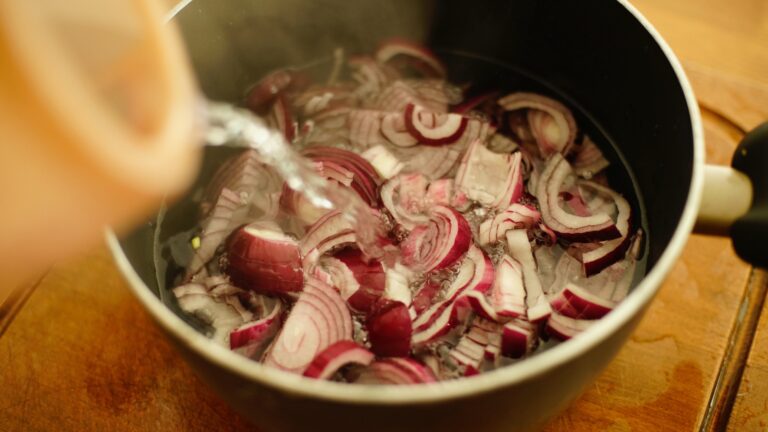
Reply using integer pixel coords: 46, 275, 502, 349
0, 0, 201, 289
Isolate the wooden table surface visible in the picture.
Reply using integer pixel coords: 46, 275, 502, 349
2, 1, 768, 431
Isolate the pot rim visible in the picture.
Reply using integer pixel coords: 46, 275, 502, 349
107, 0, 704, 405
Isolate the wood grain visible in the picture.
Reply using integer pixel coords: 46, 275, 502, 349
728, 284, 768, 431
0, 250, 253, 432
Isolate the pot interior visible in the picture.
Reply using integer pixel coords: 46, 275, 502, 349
119, 0, 694, 341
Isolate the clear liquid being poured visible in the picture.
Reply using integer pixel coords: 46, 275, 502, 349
204, 102, 387, 259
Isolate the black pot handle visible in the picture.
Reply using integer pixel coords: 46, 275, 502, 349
730, 122, 768, 267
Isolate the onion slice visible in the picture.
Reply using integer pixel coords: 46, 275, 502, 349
303, 341, 374, 380
455, 139, 523, 208
478, 204, 541, 246
546, 312, 594, 341
490, 255, 526, 318
401, 205, 472, 273
367, 300, 413, 357
497, 92, 577, 157
450, 324, 488, 375
361, 145, 404, 179
506, 230, 552, 322
300, 211, 357, 261
229, 300, 283, 357
188, 188, 249, 278
404, 104, 468, 146
319, 249, 387, 314
227, 223, 304, 297
302, 146, 382, 208
264, 277, 353, 374
549, 283, 615, 320
380, 173, 431, 230
502, 319, 538, 358
573, 135, 610, 178
535, 154, 620, 242
354, 358, 437, 385
579, 181, 633, 276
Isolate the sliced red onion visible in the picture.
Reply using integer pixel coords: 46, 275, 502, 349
293, 85, 356, 117
579, 181, 632, 276
490, 255, 526, 318
502, 319, 538, 358
450, 327, 487, 375
507, 110, 535, 144
203, 275, 245, 298
498, 92, 577, 157
487, 133, 520, 154
401, 205, 471, 273
302, 146, 382, 207
383, 264, 413, 307
381, 111, 419, 147
460, 290, 500, 322
227, 222, 304, 297
535, 154, 620, 242
534, 246, 562, 294
245, 69, 296, 114
383, 358, 437, 383
424, 179, 470, 211
375, 39, 447, 78
455, 139, 522, 207
361, 145, 404, 179
265, 277, 353, 373
560, 188, 591, 217
472, 319, 503, 363
506, 230, 552, 322
404, 103, 468, 146
281, 161, 355, 226
173, 282, 208, 297
465, 245, 495, 294
354, 358, 436, 385
546, 312, 594, 341
348, 56, 399, 98
305, 108, 352, 145
411, 279, 442, 315
300, 211, 356, 261
280, 185, 333, 227
202, 150, 282, 220
478, 204, 541, 246
367, 300, 412, 357
336, 249, 387, 309
174, 291, 249, 346
386, 118, 492, 180
315, 160, 354, 187
493, 152, 524, 208
412, 257, 473, 329
347, 109, 388, 150
380, 173, 430, 230
547, 249, 636, 314
533, 224, 555, 247
303, 340, 374, 380
573, 135, 610, 179
267, 95, 297, 143
229, 300, 283, 356
370, 80, 442, 113
318, 250, 386, 314
549, 283, 615, 319
187, 188, 249, 278
412, 245, 491, 329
